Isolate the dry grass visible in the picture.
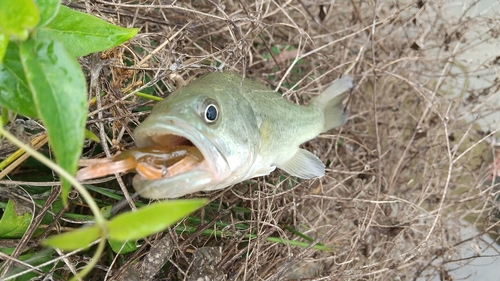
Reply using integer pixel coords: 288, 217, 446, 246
3, 0, 500, 280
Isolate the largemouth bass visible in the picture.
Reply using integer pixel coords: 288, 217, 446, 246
132, 72, 353, 198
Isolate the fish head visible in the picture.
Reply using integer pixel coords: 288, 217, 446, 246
132, 72, 261, 198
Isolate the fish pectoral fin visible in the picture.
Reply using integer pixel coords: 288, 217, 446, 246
253, 165, 276, 177
278, 149, 325, 179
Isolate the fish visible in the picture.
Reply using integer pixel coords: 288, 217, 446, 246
132, 71, 353, 198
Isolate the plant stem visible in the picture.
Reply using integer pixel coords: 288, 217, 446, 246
0, 126, 109, 280
0, 127, 106, 226
70, 238, 106, 281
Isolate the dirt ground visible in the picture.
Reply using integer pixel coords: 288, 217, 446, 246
5, 0, 500, 280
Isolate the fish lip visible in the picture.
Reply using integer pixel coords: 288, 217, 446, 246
133, 116, 229, 181
132, 169, 213, 198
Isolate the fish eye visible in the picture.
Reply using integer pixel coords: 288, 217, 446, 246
196, 97, 219, 124
204, 104, 218, 123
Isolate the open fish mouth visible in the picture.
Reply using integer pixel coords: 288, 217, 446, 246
132, 116, 229, 197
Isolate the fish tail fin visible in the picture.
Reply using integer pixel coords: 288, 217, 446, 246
312, 76, 353, 132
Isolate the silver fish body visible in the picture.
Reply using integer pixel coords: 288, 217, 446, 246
133, 72, 353, 198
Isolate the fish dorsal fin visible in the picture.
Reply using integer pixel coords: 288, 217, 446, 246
278, 149, 325, 179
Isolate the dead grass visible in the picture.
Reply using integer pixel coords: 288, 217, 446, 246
2, 0, 500, 280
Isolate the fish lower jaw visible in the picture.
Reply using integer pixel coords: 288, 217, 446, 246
132, 160, 218, 198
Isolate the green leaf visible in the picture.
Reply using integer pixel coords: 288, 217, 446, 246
19, 37, 87, 200
1, 107, 8, 126
0, 33, 7, 62
108, 238, 139, 254
43, 225, 101, 250
108, 199, 207, 241
0, 42, 38, 117
0, 200, 33, 239
85, 128, 100, 143
3, 248, 55, 281
0, 0, 40, 41
37, 6, 138, 57
36, 199, 63, 236
34, 0, 61, 27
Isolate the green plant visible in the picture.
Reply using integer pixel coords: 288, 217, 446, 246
0, 1, 206, 280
